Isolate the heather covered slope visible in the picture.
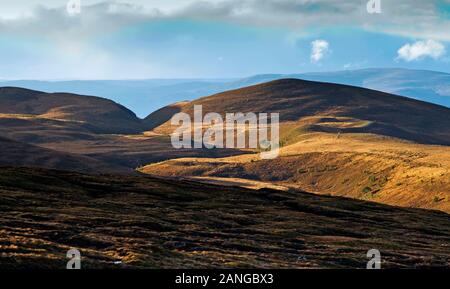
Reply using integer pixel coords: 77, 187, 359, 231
0, 167, 449, 269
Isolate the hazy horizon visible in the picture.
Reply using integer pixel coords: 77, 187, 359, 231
0, 67, 449, 82
2, 67, 449, 118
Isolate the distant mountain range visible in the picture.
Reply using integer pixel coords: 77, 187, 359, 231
1, 68, 449, 117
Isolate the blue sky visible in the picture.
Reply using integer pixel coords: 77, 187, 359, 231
0, 0, 449, 79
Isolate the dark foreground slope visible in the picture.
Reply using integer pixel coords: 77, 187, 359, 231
1, 167, 449, 269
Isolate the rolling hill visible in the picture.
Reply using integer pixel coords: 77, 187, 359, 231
150, 79, 450, 145
236, 68, 450, 108
141, 79, 450, 213
0, 87, 145, 134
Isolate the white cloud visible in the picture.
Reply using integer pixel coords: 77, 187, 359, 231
397, 40, 446, 62
310, 39, 329, 63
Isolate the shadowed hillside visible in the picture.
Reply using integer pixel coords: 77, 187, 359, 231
1, 167, 449, 269
0, 136, 132, 174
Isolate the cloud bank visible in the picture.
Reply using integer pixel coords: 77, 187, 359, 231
1, 0, 450, 41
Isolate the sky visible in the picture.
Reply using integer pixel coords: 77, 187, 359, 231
0, 0, 449, 79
